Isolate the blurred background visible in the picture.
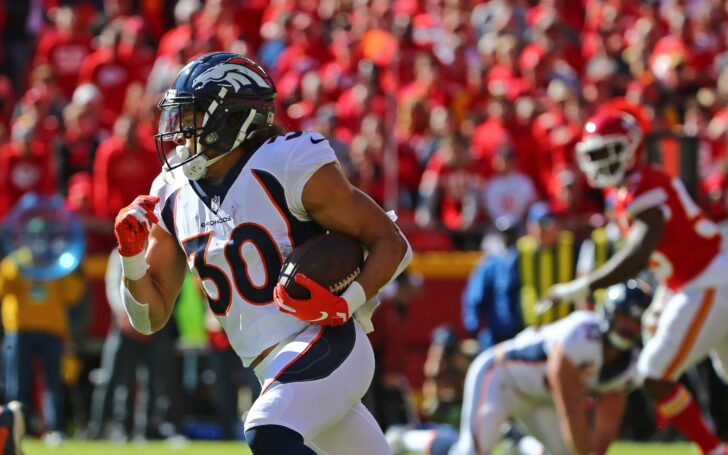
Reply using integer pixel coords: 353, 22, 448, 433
2, 0, 728, 449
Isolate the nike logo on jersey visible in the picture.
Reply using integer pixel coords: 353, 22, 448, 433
310, 136, 326, 145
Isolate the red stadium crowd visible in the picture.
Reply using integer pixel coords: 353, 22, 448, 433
3, 0, 728, 246
3, 0, 728, 443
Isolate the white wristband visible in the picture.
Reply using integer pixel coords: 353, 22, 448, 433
550, 276, 591, 302
341, 281, 367, 315
120, 251, 149, 281
120, 283, 153, 335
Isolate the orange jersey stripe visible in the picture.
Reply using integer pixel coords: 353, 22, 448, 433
662, 288, 715, 380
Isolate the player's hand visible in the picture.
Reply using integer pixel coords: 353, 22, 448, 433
273, 274, 349, 326
535, 295, 558, 316
114, 195, 160, 257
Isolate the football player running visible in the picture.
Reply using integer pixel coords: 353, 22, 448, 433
541, 100, 728, 454
113, 52, 411, 454
387, 280, 648, 455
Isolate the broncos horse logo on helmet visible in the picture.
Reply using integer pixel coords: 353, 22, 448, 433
192, 62, 272, 92
155, 52, 277, 180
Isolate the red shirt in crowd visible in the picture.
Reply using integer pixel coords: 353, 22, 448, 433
421, 153, 481, 231
78, 49, 139, 117
92, 135, 159, 220
0, 141, 56, 218
34, 30, 92, 100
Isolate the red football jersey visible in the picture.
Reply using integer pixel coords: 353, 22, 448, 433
612, 165, 721, 290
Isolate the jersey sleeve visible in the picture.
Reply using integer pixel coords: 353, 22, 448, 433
554, 314, 603, 366
283, 132, 338, 220
149, 168, 185, 236
625, 167, 670, 218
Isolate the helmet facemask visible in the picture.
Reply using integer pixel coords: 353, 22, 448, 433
155, 97, 214, 180
576, 135, 635, 188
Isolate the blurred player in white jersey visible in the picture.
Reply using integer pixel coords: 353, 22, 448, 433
112, 52, 411, 454
541, 100, 728, 454
387, 280, 648, 455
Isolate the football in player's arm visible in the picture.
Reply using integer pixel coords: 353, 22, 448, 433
114, 52, 411, 455
540, 101, 728, 454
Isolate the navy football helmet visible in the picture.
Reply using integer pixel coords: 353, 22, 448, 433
155, 52, 276, 179
600, 279, 651, 350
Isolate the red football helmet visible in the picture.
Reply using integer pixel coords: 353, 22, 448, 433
575, 109, 645, 188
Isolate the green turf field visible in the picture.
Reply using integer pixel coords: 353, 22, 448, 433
20, 439, 697, 454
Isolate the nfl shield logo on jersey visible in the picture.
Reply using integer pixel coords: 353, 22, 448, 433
211, 195, 221, 213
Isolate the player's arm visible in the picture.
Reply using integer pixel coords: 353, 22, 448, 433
587, 207, 664, 289
124, 225, 187, 332
302, 163, 410, 299
590, 391, 627, 455
546, 207, 665, 302
114, 196, 187, 334
546, 342, 591, 455
274, 162, 411, 326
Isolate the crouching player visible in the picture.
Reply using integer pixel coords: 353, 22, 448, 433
388, 280, 649, 455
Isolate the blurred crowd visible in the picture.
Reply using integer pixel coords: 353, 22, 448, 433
4, 0, 728, 445
5, 0, 728, 247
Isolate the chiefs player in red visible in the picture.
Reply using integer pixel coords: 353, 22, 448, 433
541, 101, 728, 455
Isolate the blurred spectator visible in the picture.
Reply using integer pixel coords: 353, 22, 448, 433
145, 45, 192, 98
1, 226, 85, 439
518, 202, 583, 326
368, 271, 423, 429
0, 121, 56, 219
312, 106, 352, 177
117, 16, 156, 83
421, 325, 469, 427
0, 76, 15, 135
335, 59, 389, 142
1, 0, 44, 93
462, 217, 524, 351
481, 145, 537, 227
547, 167, 604, 239
87, 249, 176, 441
416, 133, 481, 249
157, 0, 201, 58
55, 85, 107, 195
271, 11, 328, 81
33, 6, 93, 100
349, 114, 388, 205
92, 116, 158, 220
13, 65, 65, 145
77, 24, 140, 120
470, 99, 514, 177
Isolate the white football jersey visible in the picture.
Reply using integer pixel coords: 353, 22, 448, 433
482, 171, 536, 224
500, 311, 638, 403
151, 131, 337, 364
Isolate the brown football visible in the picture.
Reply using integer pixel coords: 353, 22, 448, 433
279, 232, 364, 299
